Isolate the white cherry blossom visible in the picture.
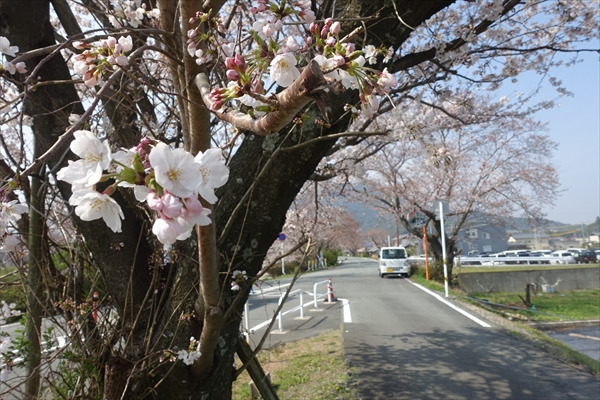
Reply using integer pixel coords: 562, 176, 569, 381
193, 149, 229, 204
148, 142, 198, 198
270, 53, 300, 87
0, 235, 20, 253
69, 189, 124, 233
57, 131, 111, 187
0, 36, 18, 57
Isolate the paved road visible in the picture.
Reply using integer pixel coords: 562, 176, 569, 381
336, 257, 599, 400
243, 269, 344, 348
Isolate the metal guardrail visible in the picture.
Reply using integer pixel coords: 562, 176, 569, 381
276, 289, 305, 332
409, 255, 576, 266
312, 280, 329, 309
458, 256, 574, 266
242, 280, 331, 334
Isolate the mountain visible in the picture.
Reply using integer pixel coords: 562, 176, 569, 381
342, 201, 594, 236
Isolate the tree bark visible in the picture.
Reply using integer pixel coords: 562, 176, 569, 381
24, 139, 45, 400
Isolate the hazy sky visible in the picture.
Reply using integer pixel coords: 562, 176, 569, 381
535, 52, 599, 225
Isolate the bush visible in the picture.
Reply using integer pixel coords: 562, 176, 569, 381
265, 260, 301, 277
322, 249, 340, 267
0, 268, 26, 312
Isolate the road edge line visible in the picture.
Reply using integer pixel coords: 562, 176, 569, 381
408, 280, 491, 328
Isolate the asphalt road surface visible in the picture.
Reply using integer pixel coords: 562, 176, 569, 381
337, 257, 599, 400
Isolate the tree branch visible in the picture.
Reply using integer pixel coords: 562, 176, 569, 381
195, 59, 328, 136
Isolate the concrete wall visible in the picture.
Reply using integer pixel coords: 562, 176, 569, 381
458, 267, 600, 294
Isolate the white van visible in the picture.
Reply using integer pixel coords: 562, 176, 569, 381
379, 246, 409, 278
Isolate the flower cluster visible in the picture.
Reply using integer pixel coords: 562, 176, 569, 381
73, 36, 133, 87
57, 131, 229, 245
107, 0, 160, 29
0, 36, 26, 75
191, 1, 397, 120
0, 199, 28, 253
230, 270, 248, 291
186, 11, 229, 66
0, 300, 18, 325
176, 336, 201, 365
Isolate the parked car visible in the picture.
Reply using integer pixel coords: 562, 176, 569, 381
578, 250, 598, 264
529, 250, 553, 257
550, 251, 576, 264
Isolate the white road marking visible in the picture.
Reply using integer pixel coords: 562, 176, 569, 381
409, 280, 491, 328
340, 298, 352, 323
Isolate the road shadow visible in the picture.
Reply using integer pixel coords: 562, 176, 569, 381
343, 325, 599, 399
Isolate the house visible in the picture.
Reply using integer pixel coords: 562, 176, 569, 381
507, 231, 551, 250
456, 223, 507, 255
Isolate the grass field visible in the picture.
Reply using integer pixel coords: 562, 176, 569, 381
232, 330, 357, 400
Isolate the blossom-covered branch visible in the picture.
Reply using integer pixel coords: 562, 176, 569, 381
196, 59, 328, 135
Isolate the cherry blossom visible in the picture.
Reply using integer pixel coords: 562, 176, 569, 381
148, 142, 198, 198
72, 35, 134, 87
377, 68, 397, 91
193, 149, 230, 204
176, 336, 201, 365
57, 130, 111, 187
176, 198, 212, 239
0, 36, 26, 75
190, 3, 398, 118
57, 134, 229, 245
361, 94, 380, 119
1, 200, 28, 230
0, 199, 28, 253
106, 0, 160, 29
152, 216, 182, 245
0, 36, 18, 57
269, 53, 300, 88
160, 192, 183, 219
230, 270, 248, 291
69, 189, 125, 233
0, 234, 20, 253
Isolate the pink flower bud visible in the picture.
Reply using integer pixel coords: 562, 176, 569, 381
320, 26, 329, 37
161, 192, 183, 219
326, 37, 336, 47
333, 55, 346, 66
309, 22, 319, 35
146, 191, 162, 211
324, 17, 333, 26
331, 21, 341, 36
226, 69, 240, 81
106, 36, 117, 49
234, 53, 245, 69
211, 100, 224, 110
73, 41, 87, 50
343, 42, 355, 53
183, 196, 203, 214
210, 87, 225, 96
225, 56, 236, 70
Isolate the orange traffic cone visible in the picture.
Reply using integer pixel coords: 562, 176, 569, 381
325, 277, 337, 302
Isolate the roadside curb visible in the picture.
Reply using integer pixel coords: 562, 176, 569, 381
526, 319, 600, 331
